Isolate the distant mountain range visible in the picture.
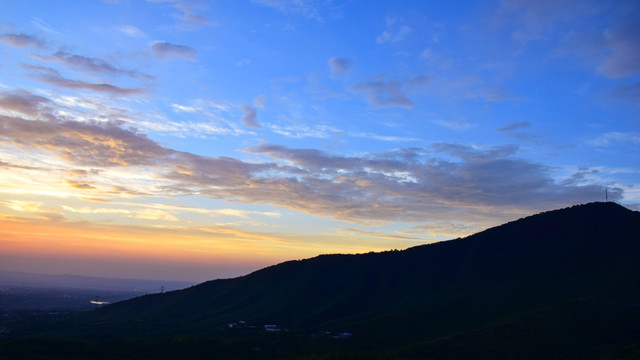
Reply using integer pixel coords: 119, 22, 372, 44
2, 202, 639, 359
0, 271, 194, 293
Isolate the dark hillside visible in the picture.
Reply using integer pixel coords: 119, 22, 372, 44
3, 202, 640, 359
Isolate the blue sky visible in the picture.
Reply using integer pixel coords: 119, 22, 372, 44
0, 0, 638, 281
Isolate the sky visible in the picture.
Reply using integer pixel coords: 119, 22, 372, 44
0, 0, 638, 282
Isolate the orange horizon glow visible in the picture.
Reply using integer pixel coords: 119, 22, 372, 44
0, 211, 437, 281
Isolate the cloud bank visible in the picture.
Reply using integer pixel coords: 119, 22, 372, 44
0, 88, 616, 231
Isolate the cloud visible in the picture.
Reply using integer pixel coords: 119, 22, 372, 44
116, 25, 146, 38
406, 74, 430, 88
150, 42, 196, 60
398, 222, 477, 238
269, 123, 341, 139
252, 0, 326, 22
493, 0, 597, 43
236, 58, 251, 66
376, 16, 412, 44
134, 208, 179, 221
0, 159, 45, 171
172, 104, 199, 113
500, 0, 640, 79
596, 23, 640, 78
241, 105, 261, 129
433, 119, 474, 131
497, 121, 531, 132
22, 64, 147, 96
1, 200, 64, 221
588, 131, 640, 147
610, 81, 640, 103
428, 75, 518, 102
147, 0, 213, 30
0, 90, 53, 117
66, 179, 97, 190
350, 132, 419, 142
146, 99, 252, 138
340, 228, 426, 241
420, 48, 453, 70
0, 114, 172, 167
0, 88, 620, 232
351, 79, 413, 108
31, 51, 154, 81
376, 26, 411, 44
556, 20, 640, 79
237, 142, 616, 225
329, 57, 352, 75
496, 121, 540, 142
173, 1, 212, 30
0, 33, 46, 48
254, 94, 266, 109
61, 205, 178, 221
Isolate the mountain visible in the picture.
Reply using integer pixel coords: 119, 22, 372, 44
0, 270, 194, 292
2, 202, 640, 359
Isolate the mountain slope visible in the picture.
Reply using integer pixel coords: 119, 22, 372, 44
4, 202, 640, 359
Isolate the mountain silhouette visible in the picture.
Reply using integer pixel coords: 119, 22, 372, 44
3, 202, 640, 359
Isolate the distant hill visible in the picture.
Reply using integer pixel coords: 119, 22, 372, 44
2, 202, 639, 359
0, 272, 195, 312
0, 271, 194, 292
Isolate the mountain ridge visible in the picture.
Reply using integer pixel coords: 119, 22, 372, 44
79, 202, 640, 330
3, 202, 640, 359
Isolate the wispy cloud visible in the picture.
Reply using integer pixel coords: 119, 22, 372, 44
150, 41, 196, 60
67, 179, 97, 190
1, 200, 64, 221
609, 81, 640, 104
350, 132, 419, 142
352, 79, 413, 108
116, 25, 146, 38
493, 0, 597, 44
340, 228, 427, 241
376, 16, 412, 44
269, 123, 341, 139
172, 1, 213, 30
556, 21, 640, 79
31, 51, 154, 81
22, 64, 147, 96
433, 119, 475, 131
62, 204, 178, 221
420, 48, 453, 70
241, 105, 261, 129
254, 95, 266, 109
496, 121, 540, 142
498, 0, 640, 79
444, 75, 518, 102
497, 121, 531, 133
398, 221, 477, 238
0, 33, 46, 49
0, 90, 53, 117
252, 0, 326, 22
147, 0, 213, 30
588, 131, 640, 147
329, 57, 352, 75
